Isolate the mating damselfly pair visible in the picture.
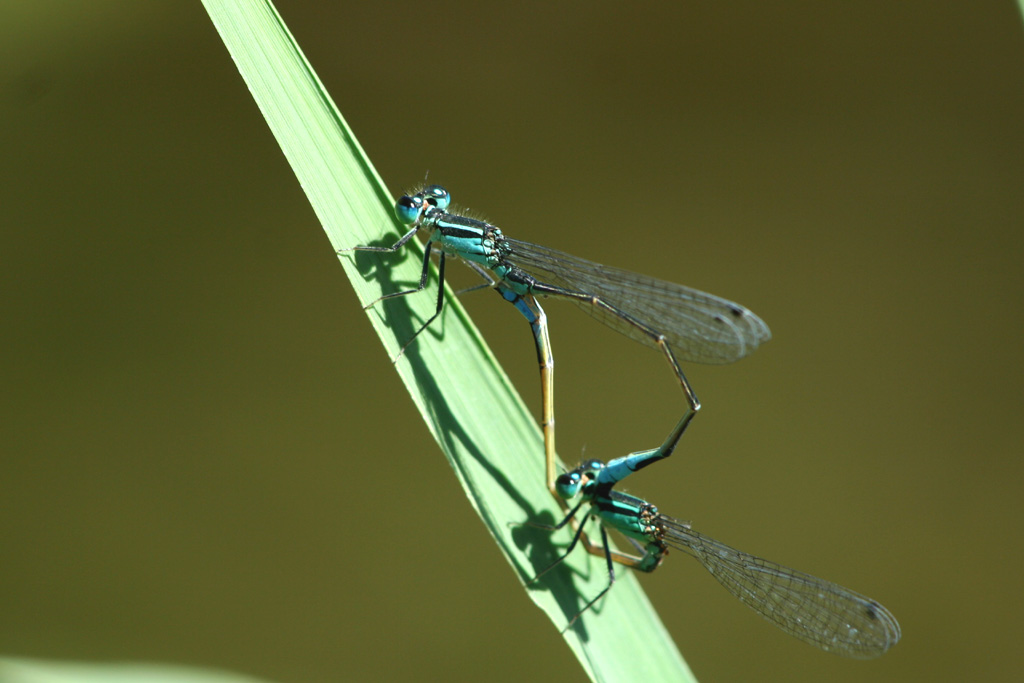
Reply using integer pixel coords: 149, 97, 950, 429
341, 184, 900, 658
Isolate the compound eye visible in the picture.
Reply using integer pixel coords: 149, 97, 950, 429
554, 472, 583, 500
395, 194, 424, 225
421, 185, 450, 211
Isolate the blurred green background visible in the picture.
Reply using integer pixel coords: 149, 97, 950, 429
3, 2, 1023, 681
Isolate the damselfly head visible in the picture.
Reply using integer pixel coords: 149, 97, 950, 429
556, 459, 608, 500
395, 186, 451, 226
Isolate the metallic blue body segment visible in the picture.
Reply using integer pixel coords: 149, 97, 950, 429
343, 184, 767, 506
594, 491, 655, 541
379, 184, 771, 411
598, 448, 664, 486
536, 444, 902, 656
428, 216, 497, 268
501, 284, 539, 322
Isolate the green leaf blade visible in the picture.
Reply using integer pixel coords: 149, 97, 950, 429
202, 1, 694, 680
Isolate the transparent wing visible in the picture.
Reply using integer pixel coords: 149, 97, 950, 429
657, 515, 900, 658
504, 238, 770, 365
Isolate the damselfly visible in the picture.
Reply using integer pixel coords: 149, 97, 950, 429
342, 185, 770, 495
530, 434, 901, 657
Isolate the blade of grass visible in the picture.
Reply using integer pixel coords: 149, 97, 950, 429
201, 1, 694, 680
0, 657, 276, 683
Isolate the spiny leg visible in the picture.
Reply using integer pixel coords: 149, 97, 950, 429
457, 260, 499, 295
563, 525, 617, 630
576, 524, 655, 569
525, 501, 591, 584
337, 226, 418, 255
360, 241, 435, 310
347, 237, 449, 361
340, 232, 452, 360
566, 534, 669, 628
393, 251, 447, 360
526, 499, 652, 580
